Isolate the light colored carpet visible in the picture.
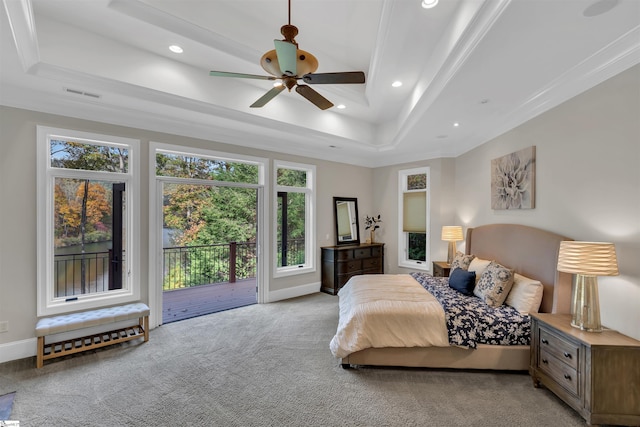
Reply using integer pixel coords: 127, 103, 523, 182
0, 292, 584, 426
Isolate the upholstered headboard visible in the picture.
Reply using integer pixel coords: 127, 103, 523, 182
465, 224, 573, 314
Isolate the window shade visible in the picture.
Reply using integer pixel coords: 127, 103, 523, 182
403, 191, 426, 232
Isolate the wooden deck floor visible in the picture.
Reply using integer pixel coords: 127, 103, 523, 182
162, 278, 257, 324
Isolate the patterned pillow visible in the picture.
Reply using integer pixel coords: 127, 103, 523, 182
450, 251, 475, 271
474, 261, 515, 307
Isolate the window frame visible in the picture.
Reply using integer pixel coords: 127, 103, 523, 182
273, 160, 316, 278
397, 166, 430, 270
37, 126, 140, 316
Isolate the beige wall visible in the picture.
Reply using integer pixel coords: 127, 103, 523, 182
1, 64, 638, 356
375, 65, 640, 340
454, 65, 640, 340
0, 106, 372, 347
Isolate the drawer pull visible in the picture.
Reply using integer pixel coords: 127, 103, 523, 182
541, 338, 549, 345
542, 359, 548, 364
563, 374, 571, 380
563, 352, 572, 359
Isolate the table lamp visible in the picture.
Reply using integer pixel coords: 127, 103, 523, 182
441, 226, 463, 264
557, 241, 618, 332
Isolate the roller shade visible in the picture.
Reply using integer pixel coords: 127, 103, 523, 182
403, 191, 426, 232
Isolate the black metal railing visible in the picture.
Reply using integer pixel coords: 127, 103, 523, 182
54, 250, 113, 297
276, 238, 306, 267
53, 239, 306, 296
162, 242, 258, 291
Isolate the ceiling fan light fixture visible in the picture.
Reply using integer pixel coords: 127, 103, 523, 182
208, 0, 365, 110
421, 0, 439, 9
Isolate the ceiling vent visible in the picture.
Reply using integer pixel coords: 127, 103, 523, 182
63, 87, 101, 99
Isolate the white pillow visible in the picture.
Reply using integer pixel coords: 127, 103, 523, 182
468, 257, 491, 284
505, 273, 544, 314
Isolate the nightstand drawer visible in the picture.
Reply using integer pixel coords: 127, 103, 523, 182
539, 328, 579, 370
539, 348, 579, 396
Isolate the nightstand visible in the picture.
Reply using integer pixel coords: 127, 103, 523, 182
432, 261, 451, 277
530, 313, 640, 426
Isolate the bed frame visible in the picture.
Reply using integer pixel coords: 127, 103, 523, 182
340, 224, 573, 370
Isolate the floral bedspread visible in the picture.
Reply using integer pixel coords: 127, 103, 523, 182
410, 272, 531, 348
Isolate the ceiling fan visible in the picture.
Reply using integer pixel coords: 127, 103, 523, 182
209, 0, 366, 110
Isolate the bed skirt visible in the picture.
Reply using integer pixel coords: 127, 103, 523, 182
341, 344, 530, 371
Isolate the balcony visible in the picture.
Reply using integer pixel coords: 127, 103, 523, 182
53, 239, 304, 323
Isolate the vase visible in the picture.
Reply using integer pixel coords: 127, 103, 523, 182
370, 229, 375, 244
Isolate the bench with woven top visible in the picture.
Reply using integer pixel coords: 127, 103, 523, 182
35, 302, 150, 368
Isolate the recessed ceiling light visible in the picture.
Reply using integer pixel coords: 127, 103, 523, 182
421, 0, 439, 9
392, 81, 403, 88
336, 104, 346, 109
453, 122, 460, 127
169, 45, 183, 53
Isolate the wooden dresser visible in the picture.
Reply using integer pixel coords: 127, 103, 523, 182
530, 313, 640, 426
321, 243, 384, 295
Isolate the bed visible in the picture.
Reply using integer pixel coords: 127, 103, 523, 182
331, 224, 573, 370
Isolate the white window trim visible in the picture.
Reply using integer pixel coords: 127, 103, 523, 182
36, 126, 140, 316
273, 160, 316, 278
148, 142, 268, 327
397, 166, 430, 271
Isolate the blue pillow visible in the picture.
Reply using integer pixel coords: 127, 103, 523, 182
448, 268, 476, 296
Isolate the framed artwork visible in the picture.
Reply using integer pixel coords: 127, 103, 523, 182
491, 146, 535, 209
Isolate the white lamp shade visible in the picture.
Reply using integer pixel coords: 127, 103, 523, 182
557, 241, 619, 276
441, 226, 463, 242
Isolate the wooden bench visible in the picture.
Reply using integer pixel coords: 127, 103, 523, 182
35, 302, 150, 368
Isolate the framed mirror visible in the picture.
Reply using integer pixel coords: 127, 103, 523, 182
333, 197, 360, 246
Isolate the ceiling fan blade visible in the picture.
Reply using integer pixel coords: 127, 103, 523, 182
302, 71, 366, 84
295, 85, 334, 110
250, 85, 286, 108
210, 71, 276, 81
274, 40, 297, 77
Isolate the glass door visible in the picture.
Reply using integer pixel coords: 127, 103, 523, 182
161, 182, 258, 323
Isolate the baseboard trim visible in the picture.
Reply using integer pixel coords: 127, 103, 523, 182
0, 283, 322, 364
267, 281, 320, 303
0, 337, 36, 364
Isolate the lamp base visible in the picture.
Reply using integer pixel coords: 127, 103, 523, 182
447, 241, 456, 264
571, 274, 602, 332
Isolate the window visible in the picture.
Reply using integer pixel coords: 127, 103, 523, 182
37, 126, 140, 316
398, 167, 430, 270
274, 161, 315, 277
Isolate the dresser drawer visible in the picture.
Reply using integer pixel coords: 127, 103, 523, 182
336, 260, 362, 274
539, 328, 579, 370
333, 250, 352, 261
362, 257, 381, 270
353, 247, 371, 259
539, 348, 579, 397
